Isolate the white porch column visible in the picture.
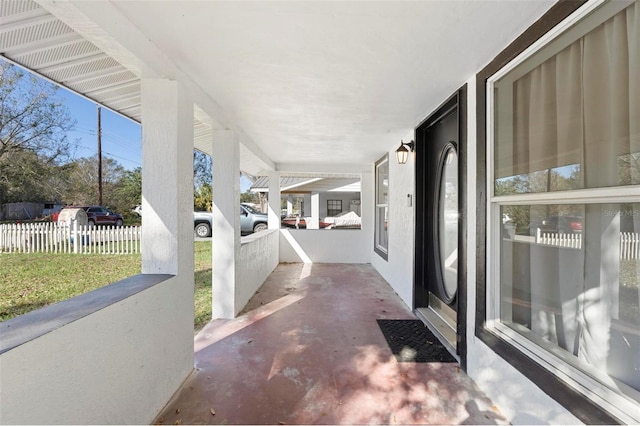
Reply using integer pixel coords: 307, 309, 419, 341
303, 194, 311, 217
212, 130, 240, 319
141, 79, 194, 277
287, 195, 293, 216
308, 192, 320, 229
267, 171, 281, 229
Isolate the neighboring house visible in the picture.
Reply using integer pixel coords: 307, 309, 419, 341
250, 176, 362, 224
1, 202, 64, 221
0, 1, 637, 425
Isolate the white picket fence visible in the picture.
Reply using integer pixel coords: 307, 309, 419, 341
620, 232, 640, 260
536, 229, 583, 249
535, 229, 640, 260
0, 221, 141, 254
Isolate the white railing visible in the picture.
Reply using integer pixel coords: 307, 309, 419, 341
621, 232, 640, 260
536, 229, 583, 249
0, 221, 141, 254
535, 229, 640, 260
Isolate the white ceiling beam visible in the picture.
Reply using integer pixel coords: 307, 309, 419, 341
0, 11, 58, 31
38, 52, 108, 73
2, 32, 81, 56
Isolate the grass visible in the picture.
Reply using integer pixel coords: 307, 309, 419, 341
1, 243, 635, 330
194, 241, 213, 332
621, 258, 639, 289
0, 241, 213, 333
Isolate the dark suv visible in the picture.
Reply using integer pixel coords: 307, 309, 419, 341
77, 206, 124, 227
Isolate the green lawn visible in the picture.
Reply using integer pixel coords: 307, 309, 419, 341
193, 241, 213, 331
0, 241, 213, 332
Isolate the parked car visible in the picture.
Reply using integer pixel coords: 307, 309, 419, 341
193, 204, 268, 237
194, 211, 214, 237
240, 203, 268, 234
540, 215, 582, 234
59, 206, 124, 227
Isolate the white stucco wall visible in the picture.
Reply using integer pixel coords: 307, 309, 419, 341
279, 229, 369, 263
366, 77, 581, 424
237, 230, 279, 315
0, 275, 193, 425
370, 141, 416, 309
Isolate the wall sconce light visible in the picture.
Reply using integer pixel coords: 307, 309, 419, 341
395, 140, 415, 164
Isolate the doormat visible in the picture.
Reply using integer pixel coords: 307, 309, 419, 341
376, 319, 456, 363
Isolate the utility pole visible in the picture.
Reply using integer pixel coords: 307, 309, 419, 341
97, 105, 103, 206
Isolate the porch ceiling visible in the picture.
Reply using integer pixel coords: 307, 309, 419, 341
2, 0, 555, 175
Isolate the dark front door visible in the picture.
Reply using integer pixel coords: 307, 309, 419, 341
415, 93, 462, 351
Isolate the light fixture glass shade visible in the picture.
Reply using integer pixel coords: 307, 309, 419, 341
396, 144, 409, 164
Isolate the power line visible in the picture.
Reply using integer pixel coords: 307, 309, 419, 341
102, 136, 140, 156
103, 151, 141, 167
102, 128, 141, 145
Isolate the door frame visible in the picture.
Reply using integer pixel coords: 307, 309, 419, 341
413, 86, 467, 370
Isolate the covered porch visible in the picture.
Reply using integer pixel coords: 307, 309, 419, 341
155, 263, 504, 425
1, 0, 610, 424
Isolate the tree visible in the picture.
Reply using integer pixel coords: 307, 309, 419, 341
0, 150, 67, 204
112, 167, 141, 214
0, 61, 76, 205
194, 150, 212, 189
194, 182, 212, 211
62, 155, 125, 207
240, 190, 259, 204
193, 150, 213, 210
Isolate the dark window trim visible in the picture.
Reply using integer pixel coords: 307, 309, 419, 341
327, 199, 342, 216
475, 1, 619, 423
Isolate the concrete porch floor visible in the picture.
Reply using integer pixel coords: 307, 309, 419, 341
155, 263, 507, 425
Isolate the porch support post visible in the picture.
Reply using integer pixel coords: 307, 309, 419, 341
212, 130, 240, 319
303, 194, 311, 217
139, 78, 194, 389
287, 195, 293, 216
140, 79, 194, 277
308, 192, 320, 229
267, 171, 281, 229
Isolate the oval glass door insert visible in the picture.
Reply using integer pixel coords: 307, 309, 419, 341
438, 143, 458, 303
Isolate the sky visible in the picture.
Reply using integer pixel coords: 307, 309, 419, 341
55, 82, 252, 192
2, 56, 254, 192
57, 89, 143, 171
3, 55, 253, 192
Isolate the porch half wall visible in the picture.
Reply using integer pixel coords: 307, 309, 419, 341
0, 274, 193, 424
279, 229, 370, 263
237, 230, 280, 315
